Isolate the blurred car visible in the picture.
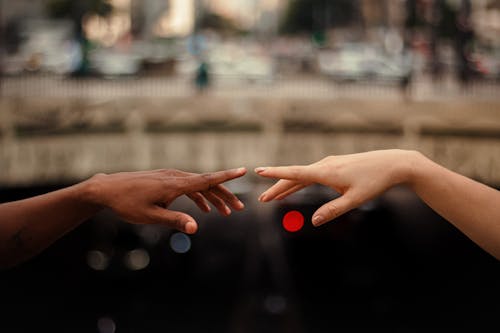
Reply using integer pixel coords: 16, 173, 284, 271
209, 41, 275, 83
318, 43, 412, 83
9, 19, 77, 75
471, 50, 500, 81
209, 55, 275, 83
176, 39, 275, 84
89, 48, 142, 77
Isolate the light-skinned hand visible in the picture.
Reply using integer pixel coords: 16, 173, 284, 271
255, 150, 415, 227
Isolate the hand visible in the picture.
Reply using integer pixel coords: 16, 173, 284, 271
85, 168, 247, 234
255, 150, 417, 227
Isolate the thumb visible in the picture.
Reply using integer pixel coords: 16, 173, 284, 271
312, 194, 357, 227
151, 206, 198, 234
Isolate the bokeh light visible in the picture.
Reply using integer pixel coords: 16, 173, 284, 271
97, 317, 116, 333
137, 226, 162, 246
170, 232, 192, 254
282, 210, 304, 233
87, 250, 110, 271
264, 295, 287, 315
123, 248, 150, 270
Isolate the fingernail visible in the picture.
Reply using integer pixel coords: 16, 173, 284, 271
237, 167, 246, 173
237, 201, 245, 209
225, 206, 231, 215
258, 194, 266, 202
312, 215, 324, 226
254, 167, 267, 174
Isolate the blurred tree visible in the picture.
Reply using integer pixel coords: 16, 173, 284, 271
405, 0, 457, 39
455, 0, 475, 85
436, 0, 458, 39
487, 0, 500, 9
47, 0, 112, 35
408, 0, 476, 84
280, 0, 358, 34
46, 0, 113, 76
197, 12, 242, 34
405, 0, 423, 29
429, 0, 458, 81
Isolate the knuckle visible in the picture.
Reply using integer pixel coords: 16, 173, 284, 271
201, 173, 214, 189
93, 172, 108, 179
325, 203, 339, 218
171, 214, 185, 229
318, 156, 335, 167
161, 168, 178, 176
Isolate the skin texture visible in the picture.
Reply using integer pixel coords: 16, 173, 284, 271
256, 150, 500, 260
0, 167, 247, 268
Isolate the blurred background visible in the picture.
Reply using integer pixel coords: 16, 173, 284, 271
0, 0, 499, 332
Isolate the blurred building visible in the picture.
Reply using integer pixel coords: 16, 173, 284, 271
360, 0, 406, 28
84, 0, 196, 43
129, 0, 285, 38
472, 0, 500, 46
154, 0, 194, 37
0, 0, 45, 22
201, 0, 285, 33
131, 0, 194, 38
1, 0, 45, 54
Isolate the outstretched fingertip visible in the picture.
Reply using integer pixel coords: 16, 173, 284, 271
235, 200, 245, 210
229, 167, 247, 178
254, 167, 267, 174
185, 221, 198, 234
312, 215, 325, 227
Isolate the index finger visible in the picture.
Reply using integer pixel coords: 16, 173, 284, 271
254, 165, 316, 182
179, 167, 247, 193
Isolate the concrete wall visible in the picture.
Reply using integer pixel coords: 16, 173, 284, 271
1, 95, 500, 186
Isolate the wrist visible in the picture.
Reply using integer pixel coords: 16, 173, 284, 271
77, 173, 109, 208
397, 150, 426, 188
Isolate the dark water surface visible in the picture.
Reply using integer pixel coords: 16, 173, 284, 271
0, 182, 498, 332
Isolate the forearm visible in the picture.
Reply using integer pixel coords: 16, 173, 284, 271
407, 152, 500, 259
0, 177, 102, 268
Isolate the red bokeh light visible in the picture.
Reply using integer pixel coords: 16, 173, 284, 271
282, 210, 304, 232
